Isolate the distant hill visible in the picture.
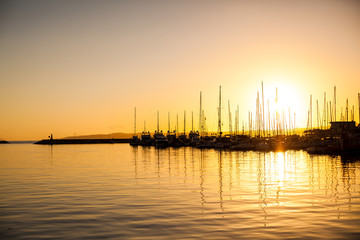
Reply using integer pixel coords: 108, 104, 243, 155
62, 132, 133, 139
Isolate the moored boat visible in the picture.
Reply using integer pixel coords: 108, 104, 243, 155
153, 131, 169, 148
140, 131, 153, 146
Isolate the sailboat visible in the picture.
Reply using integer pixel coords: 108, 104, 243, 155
130, 107, 140, 146
140, 121, 152, 146
214, 86, 232, 148
153, 111, 169, 148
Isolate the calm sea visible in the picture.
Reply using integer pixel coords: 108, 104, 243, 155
1, 144, 360, 239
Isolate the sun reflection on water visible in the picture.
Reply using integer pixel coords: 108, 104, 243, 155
1, 144, 360, 239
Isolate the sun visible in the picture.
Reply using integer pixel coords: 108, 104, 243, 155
259, 77, 307, 130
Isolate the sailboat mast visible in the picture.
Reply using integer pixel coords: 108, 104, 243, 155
310, 95, 312, 129
248, 111, 251, 137
276, 88, 279, 135
327, 101, 329, 127
202, 110, 206, 133
256, 91, 259, 136
228, 100, 232, 135
157, 111, 159, 132
329, 101, 332, 123
134, 107, 136, 135
184, 111, 186, 135
324, 92, 326, 127
317, 100, 320, 129
177, 114, 179, 135
334, 86, 336, 121
267, 99, 270, 136
358, 93, 360, 124
288, 107, 291, 135
237, 105, 239, 135
282, 109, 285, 135
307, 110, 310, 130
218, 86, 222, 136
346, 98, 349, 121
168, 112, 170, 133
192, 111, 194, 132
261, 81, 265, 137
234, 107, 237, 135
199, 91, 202, 135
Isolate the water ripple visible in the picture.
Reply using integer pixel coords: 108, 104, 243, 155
1, 144, 360, 239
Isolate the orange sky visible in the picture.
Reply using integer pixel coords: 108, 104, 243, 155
1, 0, 360, 140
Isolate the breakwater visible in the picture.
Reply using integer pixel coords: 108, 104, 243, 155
34, 138, 130, 145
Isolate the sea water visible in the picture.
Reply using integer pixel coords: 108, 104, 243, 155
1, 143, 360, 239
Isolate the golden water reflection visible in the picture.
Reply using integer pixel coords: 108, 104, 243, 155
1, 144, 359, 239
133, 147, 360, 232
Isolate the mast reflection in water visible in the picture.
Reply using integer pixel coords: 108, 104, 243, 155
1, 144, 360, 239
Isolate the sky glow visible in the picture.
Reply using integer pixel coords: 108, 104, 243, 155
1, 0, 359, 140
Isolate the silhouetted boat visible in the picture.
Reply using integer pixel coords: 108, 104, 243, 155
167, 131, 182, 147
140, 131, 153, 146
188, 131, 200, 146
178, 134, 189, 146
130, 107, 140, 146
130, 135, 140, 146
153, 131, 168, 148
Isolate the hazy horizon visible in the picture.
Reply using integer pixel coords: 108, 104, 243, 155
1, 0, 360, 140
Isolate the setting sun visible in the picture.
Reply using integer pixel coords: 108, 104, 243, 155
265, 80, 305, 128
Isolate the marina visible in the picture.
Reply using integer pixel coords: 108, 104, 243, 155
128, 122, 360, 155
129, 85, 360, 156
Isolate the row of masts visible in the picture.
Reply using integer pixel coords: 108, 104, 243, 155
134, 109, 196, 136
133, 84, 360, 137
247, 82, 297, 137
307, 87, 360, 130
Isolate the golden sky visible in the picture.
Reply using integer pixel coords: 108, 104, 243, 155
1, 0, 360, 140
